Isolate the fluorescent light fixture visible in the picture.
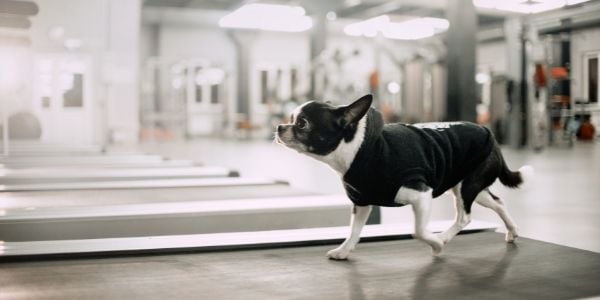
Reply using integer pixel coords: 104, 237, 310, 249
344, 15, 449, 40
473, 0, 591, 14
64, 38, 82, 50
387, 81, 400, 94
219, 3, 312, 32
566, 0, 591, 4
171, 77, 184, 89
476, 73, 491, 84
326, 11, 337, 21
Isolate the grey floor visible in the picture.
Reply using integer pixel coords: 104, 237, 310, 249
2, 139, 599, 300
138, 138, 600, 253
1, 232, 598, 300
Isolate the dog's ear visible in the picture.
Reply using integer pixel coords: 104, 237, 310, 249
341, 94, 372, 126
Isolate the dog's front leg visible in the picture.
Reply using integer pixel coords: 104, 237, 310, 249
327, 205, 372, 260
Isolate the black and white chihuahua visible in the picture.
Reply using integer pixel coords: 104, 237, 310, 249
275, 94, 534, 260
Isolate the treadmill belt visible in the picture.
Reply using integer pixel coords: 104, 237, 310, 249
0, 184, 310, 209
1, 232, 598, 299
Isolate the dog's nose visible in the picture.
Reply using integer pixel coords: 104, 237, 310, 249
277, 125, 284, 134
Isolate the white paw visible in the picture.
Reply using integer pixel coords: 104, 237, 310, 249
506, 229, 519, 243
326, 246, 352, 260
430, 238, 444, 256
437, 232, 450, 245
415, 233, 444, 256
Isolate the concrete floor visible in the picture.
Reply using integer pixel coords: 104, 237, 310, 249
1, 139, 598, 300
139, 139, 600, 253
2, 232, 598, 300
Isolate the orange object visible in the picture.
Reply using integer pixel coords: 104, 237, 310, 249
550, 67, 568, 79
534, 64, 547, 87
369, 70, 379, 90
579, 121, 595, 140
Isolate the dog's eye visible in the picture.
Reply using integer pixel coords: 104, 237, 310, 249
296, 118, 308, 130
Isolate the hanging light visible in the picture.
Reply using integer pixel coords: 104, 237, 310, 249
344, 15, 449, 40
219, 3, 313, 32
473, 0, 591, 14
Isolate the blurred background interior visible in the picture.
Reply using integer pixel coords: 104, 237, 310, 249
0, 0, 599, 280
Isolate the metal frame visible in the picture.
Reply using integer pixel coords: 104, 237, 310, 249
0, 166, 236, 184
0, 177, 283, 192
0, 221, 498, 260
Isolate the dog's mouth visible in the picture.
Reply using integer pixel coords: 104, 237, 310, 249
275, 133, 307, 153
274, 134, 285, 145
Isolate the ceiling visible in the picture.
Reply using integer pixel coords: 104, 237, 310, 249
143, 0, 506, 27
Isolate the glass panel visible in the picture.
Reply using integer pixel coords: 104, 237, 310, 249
260, 70, 268, 104
63, 73, 83, 107
588, 57, 598, 103
195, 83, 203, 103
42, 96, 51, 108
211, 84, 219, 104
291, 67, 298, 101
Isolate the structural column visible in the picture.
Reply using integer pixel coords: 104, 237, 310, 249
504, 17, 529, 147
309, 12, 326, 100
445, 0, 477, 122
228, 30, 255, 123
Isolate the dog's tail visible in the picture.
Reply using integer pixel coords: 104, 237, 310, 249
499, 162, 535, 189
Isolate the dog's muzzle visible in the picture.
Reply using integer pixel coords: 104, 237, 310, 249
275, 124, 296, 146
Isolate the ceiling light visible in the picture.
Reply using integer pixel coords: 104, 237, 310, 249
566, 0, 591, 4
387, 81, 400, 94
476, 73, 491, 84
473, 0, 591, 14
219, 3, 312, 32
344, 16, 449, 40
326, 11, 337, 21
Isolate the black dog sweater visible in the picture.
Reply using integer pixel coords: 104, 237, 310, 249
343, 109, 495, 207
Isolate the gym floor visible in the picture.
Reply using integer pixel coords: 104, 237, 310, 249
139, 138, 600, 253
2, 140, 598, 299
2, 232, 598, 299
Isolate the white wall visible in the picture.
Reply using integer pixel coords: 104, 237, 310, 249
571, 26, 600, 131
159, 26, 235, 69
21, 0, 142, 144
105, 0, 141, 143
477, 41, 508, 74
149, 10, 451, 130
154, 21, 311, 131
571, 27, 600, 100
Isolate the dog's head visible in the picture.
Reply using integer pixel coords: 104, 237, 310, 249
275, 94, 372, 156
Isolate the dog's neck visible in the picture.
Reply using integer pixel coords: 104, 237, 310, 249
310, 115, 367, 175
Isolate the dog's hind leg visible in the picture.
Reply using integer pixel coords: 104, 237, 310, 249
438, 183, 472, 244
327, 205, 372, 260
475, 190, 519, 242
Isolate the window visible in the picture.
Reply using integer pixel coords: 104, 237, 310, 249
211, 84, 220, 104
63, 73, 84, 107
260, 70, 268, 104
588, 57, 597, 103
195, 84, 203, 103
195, 67, 203, 103
584, 52, 599, 103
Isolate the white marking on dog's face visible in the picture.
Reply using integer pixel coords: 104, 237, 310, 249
309, 115, 367, 175
290, 101, 312, 124
275, 124, 308, 153
275, 101, 314, 153
276, 101, 367, 175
